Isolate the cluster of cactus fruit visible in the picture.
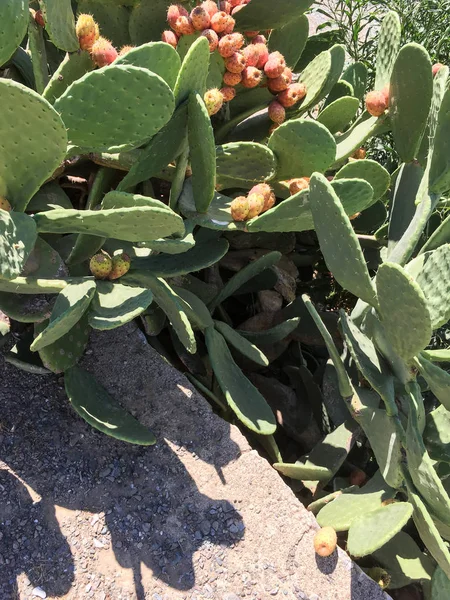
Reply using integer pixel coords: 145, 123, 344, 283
0, 0, 450, 592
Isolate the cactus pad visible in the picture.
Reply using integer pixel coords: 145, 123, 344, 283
375, 11, 401, 91
347, 503, 413, 557
376, 262, 432, 360
335, 159, 390, 200
115, 42, 181, 89
129, 0, 170, 46
216, 142, 277, 185
234, 0, 313, 30
0, 79, 67, 211
0, 0, 28, 67
268, 120, 336, 180
43, 50, 94, 104
341, 62, 367, 99
297, 50, 332, 112
317, 97, 359, 134
88, 282, 153, 331
273, 462, 333, 481
39, 0, 78, 51
54, 65, 174, 153
429, 87, 450, 194
412, 245, 450, 328
334, 112, 389, 163
65, 365, 156, 445
30, 280, 96, 351
268, 15, 309, 68
77, 0, 131, 48
174, 36, 210, 105
417, 355, 450, 411
214, 320, 268, 366
205, 326, 276, 435
0, 210, 37, 279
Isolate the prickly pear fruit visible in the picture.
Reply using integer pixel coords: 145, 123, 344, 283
161, 31, 178, 48
167, 4, 189, 28
76, 14, 99, 51
289, 177, 309, 195
241, 66, 262, 88
219, 0, 232, 13
221, 86, 236, 102
249, 184, 275, 212
109, 253, 131, 280
204, 88, 224, 115
90, 253, 113, 280
190, 6, 211, 30
252, 34, 267, 44
201, 29, 219, 52
218, 33, 245, 57
231, 4, 244, 15
34, 10, 45, 27
211, 11, 234, 33
0, 197, 12, 212
365, 568, 391, 590
349, 468, 367, 486
118, 45, 136, 56
254, 43, 269, 68
245, 31, 260, 38
230, 196, 249, 221
229, 0, 243, 6
91, 37, 118, 67
268, 67, 292, 93
277, 83, 306, 107
432, 62, 445, 76
225, 52, 246, 73
381, 84, 390, 107
351, 147, 366, 160
201, 0, 219, 17
313, 527, 337, 557
264, 51, 286, 78
268, 123, 279, 135
242, 44, 260, 67
223, 70, 242, 86
246, 192, 265, 219
365, 90, 388, 117
174, 16, 195, 35
268, 100, 285, 124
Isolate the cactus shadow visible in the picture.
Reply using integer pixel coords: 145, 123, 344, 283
315, 549, 338, 575
0, 344, 244, 599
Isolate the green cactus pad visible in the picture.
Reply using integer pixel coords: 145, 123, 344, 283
407, 481, 450, 579
129, 0, 170, 46
39, 0, 78, 51
421, 349, 450, 363
317, 471, 395, 531
124, 272, 196, 353
101, 191, 170, 211
0, 0, 28, 67
340, 311, 396, 415
65, 365, 156, 445
341, 62, 367, 100
115, 42, 181, 89
424, 405, 450, 463
297, 50, 332, 113
317, 97, 359, 134
77, 0, 131, 48
248, 178, 374, 233
30, 280, 96, 352
205, 326, 276, 435
308, 173, 378, 307
411, 245, 450, 329
347, 503, 414, 557
432, 567, 450, 599
188, 93, 216, 214
390, 43, 433, 162
216, 142, 277, 186
27, 13, 49, 94
0, 79, 67, 211
406, 397, 450, 525
375, 11, 401, 91
315, 44, 346, 103
268, 120, 336, 180
172, 286, 213, 330
334, 112, 389, 163
421, 214, 450, 253
417, 355, 450, 411
238, 317, 300, 345
35, 312, 90, 373
34, 205, 184, 242
268, 15, 309, 68
429, 87, 450, 194
142, 225, 195, 256
0, 210, 37, 279
28, 182, 72, 211
325, 80, 354, 106
54, 65, 174, 153
234, 0, 313, 30
335, 159, 390, 201
7, 46, 35, 89
174, 36, 210, 106
273, 462, 333, 481
43, 50, 94, 104
213, 320, 268, 366
88, 282, 153, 331
376, 262, 432, 360
118, 103, 188, 192
206, 49, 225, 90
209, 251, 281, 311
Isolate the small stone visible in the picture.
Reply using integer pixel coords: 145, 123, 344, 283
200, 519, 211, 535
32, 588, 46, 599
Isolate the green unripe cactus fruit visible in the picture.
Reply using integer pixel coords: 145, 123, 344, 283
204, 88, 224, 115
230, 196, 249, 221
364, 567, 391, 590
90, 253, 113, 279
109, 253, 131, 280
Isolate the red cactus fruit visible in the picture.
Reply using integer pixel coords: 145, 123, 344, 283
365, 90, 388, 117
221, 86, 236, 102
76, 14, 99, 51
223, 70, 242, 86
211, 11, 233, 33
314, 527, 337, 557
254, 43, 269, 68
204, 88, 224, 115
90, 253, 113, 279
242, 44, 260, 67
190, 6, 211, 30
268, 67, 292, 93
34, 10, 45, 27
249, 183, 275, 212
167, 4, 188, 28
91, 37, 118, 67
246, 193, 265, 218
0, 197, 12, 212
230, 196, 249, 221
201, 0, 219, 17
109, 253, 131, 280
241, 66, 262, 88
201, 29, 219, 52
349, 468, 367, 486
118, 45, 136, 56
289, 177, 310, 195
231, 5, 245, 15
432, 62, 445, 76
225, 52, 246, 73
252, 34, 267, 44
264, 51, 286, 78
351, 147, 366, 160
230, 0, 243, 5
161, 31, 178, 48
174, 15, 195, 35
277, 82, 307, 107
219, 0, 232, 14
218, 33, 244, 57
381, 84, 390, 107
268, 123, 279, 135
268, 100, 285, 124
245, 31, 260, 38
